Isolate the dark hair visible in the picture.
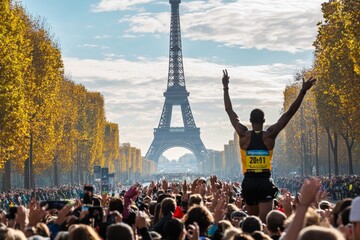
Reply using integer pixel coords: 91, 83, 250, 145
189, 194, 203, 208
109, 198, 124, 213
184, 205, 214, 235
340, 206, 351, 226
241, 216, 262, 234
106, 223, 133, 240
161, 198, 176, 217
165, 218, 184, 240
251, 230, 272, 240
333, 198, 352, 227
266, 210, 286, 233
250, 109, 265, 124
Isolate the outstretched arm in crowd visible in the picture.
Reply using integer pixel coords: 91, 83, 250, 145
222, 69, 248, 137
123, 183, 140, 219
282, 177, 320, 240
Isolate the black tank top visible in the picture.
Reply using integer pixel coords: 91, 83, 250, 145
240, 130, 272, 177
247, 131, 268, 150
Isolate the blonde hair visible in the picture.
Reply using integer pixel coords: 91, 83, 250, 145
298, 225, 345, 240
68, 224, 101, 240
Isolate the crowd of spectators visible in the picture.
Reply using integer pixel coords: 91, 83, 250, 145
0, 186, 82, 210
0, 175, 359, 240
276, 175, 360, 200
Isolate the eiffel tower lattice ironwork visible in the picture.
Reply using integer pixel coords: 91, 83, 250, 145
145, 0, 207, 162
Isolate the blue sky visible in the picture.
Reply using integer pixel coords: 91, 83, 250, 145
20, 0, 324, 160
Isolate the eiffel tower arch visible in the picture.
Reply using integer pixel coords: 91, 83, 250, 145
146, 0, 207, 163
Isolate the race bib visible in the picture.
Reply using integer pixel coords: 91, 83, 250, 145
245, 150, 271, 172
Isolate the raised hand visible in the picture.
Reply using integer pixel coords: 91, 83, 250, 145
55, 205, 73, 225
222, 69, 230, 88
213, 193, 227, 224
28, 202, 47, 227
187, 222, 200, 240
278, 192, 293, 217
162, 178, 168, 191
182, 179, 187, 194
301, 76, 317, 92
191, 178, 198, 193
298, 177, 321, 206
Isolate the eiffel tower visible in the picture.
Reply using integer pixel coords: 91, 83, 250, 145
145, 0, 207, 163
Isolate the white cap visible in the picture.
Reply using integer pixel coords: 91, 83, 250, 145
350, 196, 360, 222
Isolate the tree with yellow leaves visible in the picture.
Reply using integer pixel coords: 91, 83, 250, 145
314, 0, 360, 175
0, 1, 31, 190
103, 122, 120, 173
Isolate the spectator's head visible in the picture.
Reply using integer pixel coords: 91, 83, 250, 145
149, 231, 162, 240
0, 227, 27, 240
164, 218, 185, 240
297, 225, 344, 240
230, 210, 248, 227
350, 197, 360, 240
184, 205, 214, 235
161, 197, 176, 217
212, 220, 232, 240
340, 206, 351, 226
106, 223, 134, 240
35, 223, 50, 238
68, 224, 100, 240
54, 231, 69, 240
149, 200, 157, 216
251, 230, 272, 240
285, 207, 320, 229
157, 193, 173, 204
241, 216, 263, 234
225, 203, 240, 220
223, 227, 254, 240
266, 210, 286, 235
305, 207, 321, 227
108, 198, 124, 213
250, 108, 265, 124
319, 200, 332, 211
188, 194, 203, 207
333, 198, 352, 227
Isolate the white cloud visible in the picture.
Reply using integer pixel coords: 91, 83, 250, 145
122, 12, 169, 34
78, 44, 99, 48
91, 0, 155, 12
121, 0, 323, 53
63, 56, 301, 156
94, 35, 112, 39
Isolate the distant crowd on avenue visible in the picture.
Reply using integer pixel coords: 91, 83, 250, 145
0, 174, 359, 240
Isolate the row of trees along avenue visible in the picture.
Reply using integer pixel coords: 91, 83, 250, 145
275, 0, 360, 176
0, 1, 120, 190
2, 0, 360, 189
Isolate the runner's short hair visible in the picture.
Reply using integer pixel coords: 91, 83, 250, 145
250, 109, 265, 124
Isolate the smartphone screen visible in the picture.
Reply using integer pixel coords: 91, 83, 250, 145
82, 205, 89, 211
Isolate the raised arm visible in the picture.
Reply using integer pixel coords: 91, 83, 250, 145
222, 69, 248, 137
267, 77, 316, 138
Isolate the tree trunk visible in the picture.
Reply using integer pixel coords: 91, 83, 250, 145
341, 133, 354, 175
54, 155, 59, 186
315, 120, 319, 176
24, 158, 30, 189
2, 161, 12, 191
326, 128, 339, 175
70, 167, 74, 185
24, 133, 35, 189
